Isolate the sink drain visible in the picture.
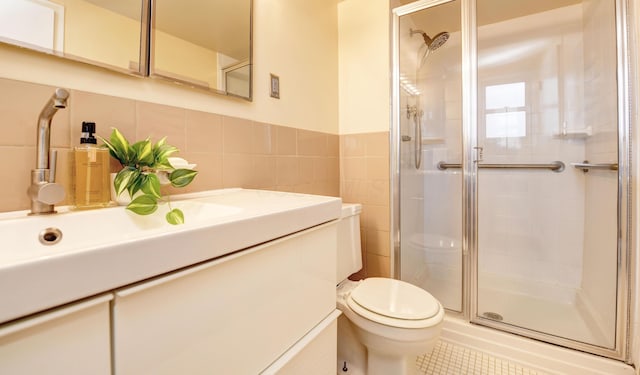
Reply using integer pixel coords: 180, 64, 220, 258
39, 227, 62, 245
482, 311, 504, 321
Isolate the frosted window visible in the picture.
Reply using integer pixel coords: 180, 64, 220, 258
486, 111, 526, 138
486, 82, 525, 109
485, 82, 526, 138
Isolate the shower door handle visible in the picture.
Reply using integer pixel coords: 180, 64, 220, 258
473, 146, 484, 162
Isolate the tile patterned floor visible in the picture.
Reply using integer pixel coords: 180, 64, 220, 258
417, 340, 552, 375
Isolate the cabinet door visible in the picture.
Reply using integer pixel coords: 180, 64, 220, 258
262, 310, 340, 375
0, 294, 112, 375
113, 222, 337, 375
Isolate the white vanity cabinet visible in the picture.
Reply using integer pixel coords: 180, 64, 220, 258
0, 294, 112, 375
0, 188, 341, 374
112, 222, 338, 374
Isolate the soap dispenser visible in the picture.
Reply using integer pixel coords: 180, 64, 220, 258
72, 121, 111, 209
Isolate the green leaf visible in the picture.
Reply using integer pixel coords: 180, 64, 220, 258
141, 173, 162, 198
127, 172, 148, 196
166, 208, 185, 225
169, 169, 198, 188
154, 142, 178, 168
126, 194, 158, 215
154, 137, 166, 149
114, 168, 139, 196
104, 128, 134, 165
100, 138, 121, 162
131, 139, 154, 166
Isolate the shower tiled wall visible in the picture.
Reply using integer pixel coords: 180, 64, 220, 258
340, 132, 391, 278
0, 78, 340, 213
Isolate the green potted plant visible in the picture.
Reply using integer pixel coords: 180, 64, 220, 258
101, 128, 198, 225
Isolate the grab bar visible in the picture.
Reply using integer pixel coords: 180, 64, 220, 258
437, 161, 565, 172
571, 161, 618, 173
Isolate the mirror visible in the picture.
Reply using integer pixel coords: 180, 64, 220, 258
0, 0, 146, 75
151, 0, 252, 100
0, 0, 253, 100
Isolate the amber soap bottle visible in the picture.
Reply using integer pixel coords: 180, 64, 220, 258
72, 122, 111, 209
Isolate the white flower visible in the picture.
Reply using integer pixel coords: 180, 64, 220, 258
156, 157, 197, 185
168, 157, 197, 170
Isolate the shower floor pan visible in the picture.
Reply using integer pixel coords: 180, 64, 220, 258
477, 283, 610, 348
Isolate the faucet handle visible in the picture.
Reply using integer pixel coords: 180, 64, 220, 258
37, 182, 65, 205
28, 169, 65, 213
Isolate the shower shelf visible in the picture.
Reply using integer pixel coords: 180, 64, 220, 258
553, 126, 592, 139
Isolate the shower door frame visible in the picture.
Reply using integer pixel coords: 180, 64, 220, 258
390, 0, 635, 361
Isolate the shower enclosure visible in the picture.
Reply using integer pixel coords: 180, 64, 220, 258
391, 0, 633, 360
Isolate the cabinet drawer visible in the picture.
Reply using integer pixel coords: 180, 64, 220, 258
262, 310, 340, 375
113, 222, 337, 375
0, 294, 112, 375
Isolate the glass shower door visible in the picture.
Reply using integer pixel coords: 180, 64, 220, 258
474, 0, 619, 348
398, 0, 463, 312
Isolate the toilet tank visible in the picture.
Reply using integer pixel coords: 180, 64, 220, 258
336, 203, 363, 283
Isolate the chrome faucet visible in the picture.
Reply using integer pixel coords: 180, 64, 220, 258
28, 88, 69, 215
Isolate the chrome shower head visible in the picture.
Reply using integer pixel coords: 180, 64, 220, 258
425, 31, 449, 51
410, 28, 450, 51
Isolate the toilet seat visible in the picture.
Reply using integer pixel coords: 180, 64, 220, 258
346, 278, 442, 329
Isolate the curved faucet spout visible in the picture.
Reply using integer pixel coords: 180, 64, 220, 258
30, 88, 69, 215
36, 88, 69, 170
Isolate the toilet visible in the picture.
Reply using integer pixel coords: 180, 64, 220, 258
336, 203, 444, 375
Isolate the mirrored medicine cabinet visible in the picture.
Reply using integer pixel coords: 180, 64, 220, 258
0, 0, 252, 100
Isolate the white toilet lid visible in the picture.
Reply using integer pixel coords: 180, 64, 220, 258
349, 278, 440, 320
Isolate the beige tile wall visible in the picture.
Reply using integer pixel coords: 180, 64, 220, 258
340, 132, 391, 279
0, 77, 391, 279
0, 78, 340, 213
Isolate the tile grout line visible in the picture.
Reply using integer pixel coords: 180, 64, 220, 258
417, 340, 552, 375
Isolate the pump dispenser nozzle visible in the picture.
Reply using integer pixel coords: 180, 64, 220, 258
80, 121, 97, 144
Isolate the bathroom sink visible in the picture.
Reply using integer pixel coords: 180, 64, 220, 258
0, 200, 242, 264
0, 188, 341, 323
